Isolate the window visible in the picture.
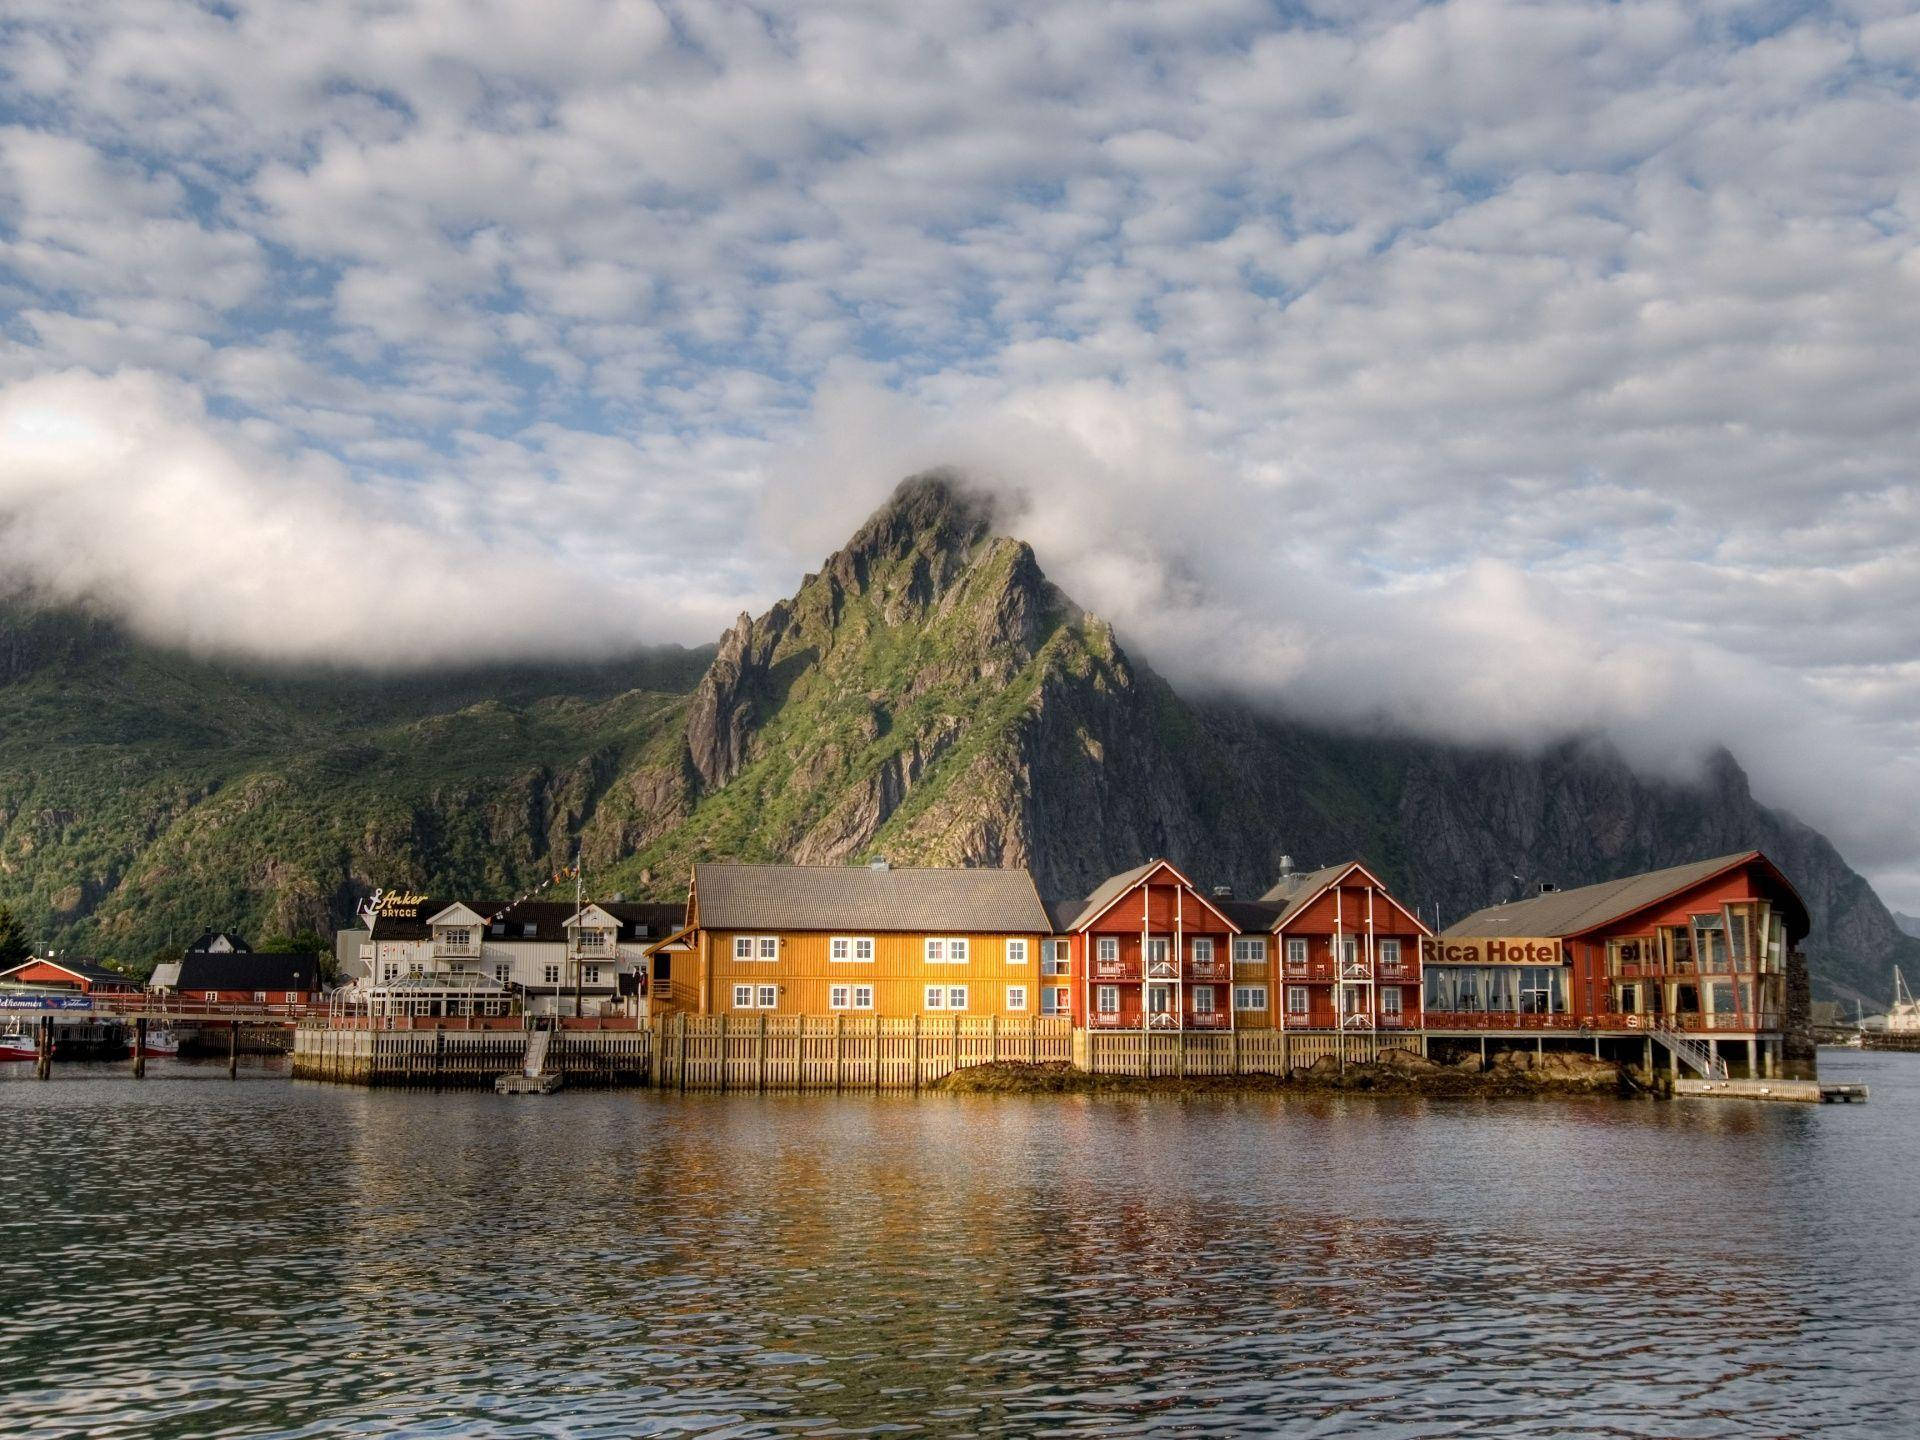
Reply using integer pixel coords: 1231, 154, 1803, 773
1006, 939, 1028, 965
1097, 985, 1119, 1014
1233, 936, 1268, 964
543, 964, 560, 985
583, 966, 601, 986
734, 936, 753, 960
1006, 985, 1028, 1011
925, 985, 945, 1009
1043, 940, 1068, 976
1145, 937, 1170, 965
734, 936, 778, 961
495, 963, 511, 985
854, 985, 874, 1010
253, 990, 266, 1003
286, 991, 299, 1003
951, 939, 968, 963
522, 922, 538, 938
831, 936, 875, 963
1382, 987, 1403, 1016
1340, 936, 1359, 965
947, 986, 967, 1010
406, 963, 423, 979
1380, 939, 1402, 971
443, 927, 472, 949
576, 930, 608, 953
1287, 986, 1308, 1016
759, 937, 778, 961
1286, 937, 1307, 968
1148, 984, 1174, 1014
756, 984, 777, 1009
925, 938, 968, 963
1096, 937, 1119, 965
1192, 986, 1215, 1013
1234, 985, 1268, 1012
383, 964, 397, 982
1051, 986, 1071, 1013
490, 921, 505, 936
926, 938, 944, 963
733, 983, 754, 1009
1192, 937, 1213, 963
830, 984, 852, 1009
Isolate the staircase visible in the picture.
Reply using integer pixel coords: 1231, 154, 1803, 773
1655, 1026, 1727, 1080
522, 1029, 551, 1078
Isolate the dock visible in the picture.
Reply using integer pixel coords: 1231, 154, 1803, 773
1676, 1077, 1868, 1104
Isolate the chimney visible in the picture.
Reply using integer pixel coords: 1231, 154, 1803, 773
868, 858, 891, 871
1538, 881, 1558, 895
1278, 855, 1295, 878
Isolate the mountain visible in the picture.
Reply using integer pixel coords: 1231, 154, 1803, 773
1896, 913, 1920, 941
2, 472, 1914, 1005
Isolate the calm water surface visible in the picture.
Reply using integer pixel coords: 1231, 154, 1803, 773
3, 1050, 1917, 1437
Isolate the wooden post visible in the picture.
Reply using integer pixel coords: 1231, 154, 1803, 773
718, 1012, 729, 1092
434, 1025, 445, 1091
1231, 1025, 1241, 1076
36, 1016, 51, 1081
874, 1016, 882, 1092
835, 1013, 845, 1093
678, 1011, 689, 1092
952, 1012, 961, 1080
757, 1011, 768, 1093
911, 1013, 922, 1092
134, 1017, 147, 1079
990, 1012, 998, 1065
228, 1021, 239, 1079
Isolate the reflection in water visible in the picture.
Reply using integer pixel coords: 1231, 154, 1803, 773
2, 1051, 1916, 1436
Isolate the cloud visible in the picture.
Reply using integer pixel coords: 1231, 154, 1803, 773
0, 0, 1915, 904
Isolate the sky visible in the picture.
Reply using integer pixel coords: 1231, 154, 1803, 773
0, 1, 1916, 908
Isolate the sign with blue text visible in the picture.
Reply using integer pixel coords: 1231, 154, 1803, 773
0, 994, 95, 1011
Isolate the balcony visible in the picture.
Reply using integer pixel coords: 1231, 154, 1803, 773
1185, 1011, 1231, 1031
1089, 1011, 1133, 1028
1377, 1012, 1416, 1029
1340, 962, 1373, 981
1094, 962, 1141, 982
1146, 959, 1179, 981
1341, 1012, 1375, 1030
433, 939, 481, 959
1186, 960, 1227, 981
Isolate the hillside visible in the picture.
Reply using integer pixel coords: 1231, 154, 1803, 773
2, 473, 1913, 1004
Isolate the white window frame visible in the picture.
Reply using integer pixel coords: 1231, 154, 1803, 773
1006, 985, 1027, 1011
1287, 985, 1309, 1016
583, 966, 601, 986
286, 990, 300, 1004
1340, 936, 1359, 964
925, 938, 945, 964
1234, 985, 1268, 1012
926, 937, 969, 964
494, 963, 511, 985
755, 984, 777, 1009
732, 983, 754, 1009
946, 986, 968, 1010
1043, 940, 1068, 976
1191, 937, 1214, 963
831, 936, 875, 963
1380, 938, 1402, 971
733, 936, 753, 960
853, 985, 874, 1010
1287, 937, 1308, 968
1145, 936, 1170, 964
925, 985, 946, 1009
830, 984, 852, 1009
543, 964, 560, 985
1097, 984, 1120, 1014
1192, 985, 1215, 1013
1233, 936, 1268, 964
1006, 938, 1028, 965
1052, 985, 1071, 1013
1097, 937, 1119, 964
1382, 986, 1404, 1015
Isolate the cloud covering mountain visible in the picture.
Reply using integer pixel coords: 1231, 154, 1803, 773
0, 2, 1915, 904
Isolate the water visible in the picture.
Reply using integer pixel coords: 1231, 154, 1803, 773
3, 1051, 1917, 1438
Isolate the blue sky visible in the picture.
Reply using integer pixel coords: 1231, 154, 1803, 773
1, 0, 1917, 907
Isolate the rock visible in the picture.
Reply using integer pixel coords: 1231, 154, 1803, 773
1378, 1047, 1440, 1073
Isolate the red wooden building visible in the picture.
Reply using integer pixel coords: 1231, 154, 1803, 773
0, 957, 140, 995
1057, 860, 1243, 1031
1258, 861, 1428, 1035
1431, 850, 1806, 1077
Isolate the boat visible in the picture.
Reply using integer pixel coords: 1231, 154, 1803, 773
138, 1027, 180, 1057
0, 1018, 38, 1060
1861, 969, 1920, 1052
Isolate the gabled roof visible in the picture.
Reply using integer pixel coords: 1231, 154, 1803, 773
1045, 898, 1089, 933
0, 956, 136, 988
1260, 862, 1366, 928
370, 900, 684, 944
186, 930, 251, 954
692, 863, 1051, 934
1441, 851, 1808, 942
1217, 899, 1283, 933
176, 952, 324, 992
424, 902, 487, 928
1070, 859, 1241, 933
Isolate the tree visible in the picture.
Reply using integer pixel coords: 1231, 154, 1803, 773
0, 905, 30, 969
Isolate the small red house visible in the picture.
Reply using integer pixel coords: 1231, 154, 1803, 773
0, 957, 140, 995
1259, 861, 1428, 1035
1060, 860, 1243, 1032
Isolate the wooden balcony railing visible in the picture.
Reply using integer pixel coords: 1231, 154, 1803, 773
1185, 1012, 1231, 1030
1094, 963, 1141, 982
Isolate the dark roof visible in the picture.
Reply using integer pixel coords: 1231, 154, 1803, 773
371, 899, 686, 944
1045, 898, 1088, 933
186, 930, 253, 954
175, 952, 323, 991
1072, 861, 1162, 927
1442, 851, 1808, 941
0, 956, 137, 988
692, 863, 1051, 934
1218, 899, 1283, 933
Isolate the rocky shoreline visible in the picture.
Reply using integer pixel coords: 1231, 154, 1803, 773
930, 1048, 1645, 1098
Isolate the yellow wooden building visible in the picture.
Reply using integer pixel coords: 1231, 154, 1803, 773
645, 861, 1054, 1019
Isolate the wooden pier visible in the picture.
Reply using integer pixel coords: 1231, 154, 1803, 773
1675, 1077, 1868, 1104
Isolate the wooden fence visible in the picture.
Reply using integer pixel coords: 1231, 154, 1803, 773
294, 1016, 1425, 1091
292, 1024, 650, 1088
654, 1013, 1074, 1091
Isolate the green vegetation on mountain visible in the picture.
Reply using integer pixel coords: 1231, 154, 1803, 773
0, 472, 1913, 1005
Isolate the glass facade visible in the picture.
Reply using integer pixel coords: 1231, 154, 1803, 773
1424, 965, 1567, 1014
